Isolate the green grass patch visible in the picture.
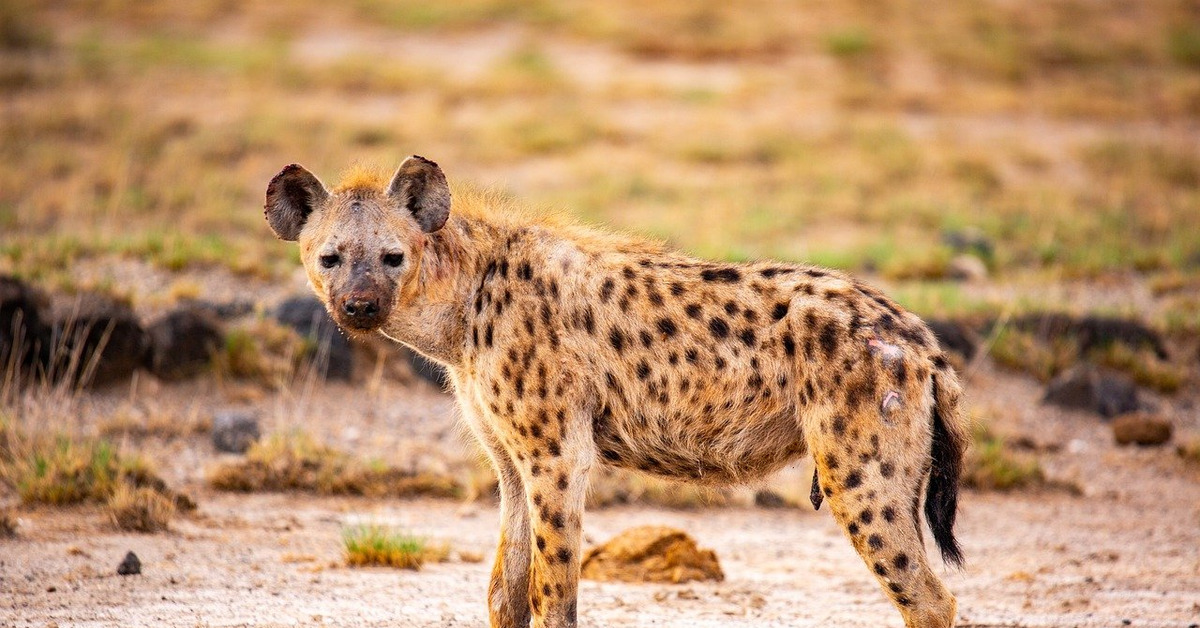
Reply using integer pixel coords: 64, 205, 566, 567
343, 524, 449, 569
964, 423, 1044, 491
825, 27, 873, 58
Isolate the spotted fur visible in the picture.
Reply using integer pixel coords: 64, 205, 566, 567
264, 157, 969, 628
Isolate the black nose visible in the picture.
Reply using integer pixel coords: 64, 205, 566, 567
342, 298, 379, 318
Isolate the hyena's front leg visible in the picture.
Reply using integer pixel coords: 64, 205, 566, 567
513, 408, 594, 628
463, 406, 532, 628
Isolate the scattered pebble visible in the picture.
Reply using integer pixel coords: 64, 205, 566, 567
117, 551, 142, 576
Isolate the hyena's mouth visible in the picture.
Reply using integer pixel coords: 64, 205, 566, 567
331, 294, 390, 333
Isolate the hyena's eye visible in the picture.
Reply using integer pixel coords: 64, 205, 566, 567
382, 252, 404, 267
319, 253, 341, 269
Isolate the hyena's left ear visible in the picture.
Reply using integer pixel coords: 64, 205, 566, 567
264, 164, 330, 241
387, 155, 451, 233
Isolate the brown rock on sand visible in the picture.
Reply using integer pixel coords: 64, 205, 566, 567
1112, 413, 1172, 446
580, 526, 724, 584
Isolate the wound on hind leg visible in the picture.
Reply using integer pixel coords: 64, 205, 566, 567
810, 467, 823, 511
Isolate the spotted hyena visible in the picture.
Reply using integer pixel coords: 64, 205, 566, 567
264, 156, 969, 628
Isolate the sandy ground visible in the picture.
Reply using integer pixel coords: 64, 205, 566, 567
3, 366, 1200, 628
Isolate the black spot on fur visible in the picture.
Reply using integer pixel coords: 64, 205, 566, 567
609, 328, 626, 353
782, 334, 796, 356
623, 266, 636, 280
599, 279, 615, 302
831, 416, 846, 436
701, 268, 741, 283
804, 269, 828, 278
685, 303, 702, 319
557, 474, 568, 490
880, 462, 895, 478
536, 536, 546, 551
557, 548, 571, 563
845, 470, 863, 489
639, 330, 653, 348
738, 328, 756, 347
551, 513, 565, 529
709, 317, 730, 339
656, 318, 678, 338
874, 562, 888, 576
894, 553, 909, 570
772, 302, 789, 320
583, 308, 595, 335
670, 282, 685, 296
685, 348, 699, 363
820, 320, 840, 357
882, 506, 896, 523
848, 522, 860, 535
888, 582, 903, 594
636, 360, 651, 379
724, 301, 738, 315
714, 356, 727, 370
859, 509, 874, 524
868, 534, 884, 550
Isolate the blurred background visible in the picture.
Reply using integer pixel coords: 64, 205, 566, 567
2, 1, 1200, 625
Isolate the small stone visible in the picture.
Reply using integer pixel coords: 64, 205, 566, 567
753, 489, 787, 509
211, 411, 260, 454
1111, 413, 1172, 446
581, 526, 723, 584
947, 254, 988, 282
117, 551, 141, 576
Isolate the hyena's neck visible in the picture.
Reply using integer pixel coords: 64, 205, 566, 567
379, 213, 508, 369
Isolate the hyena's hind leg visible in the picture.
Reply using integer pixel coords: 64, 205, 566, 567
809, 403, 958, 628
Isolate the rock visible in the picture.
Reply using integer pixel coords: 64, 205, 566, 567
1111, 413, 1172, 446
273, 296, 353, 380
0, 275, 51, 374
1043, 365, 1139, 418
580, 526, 724, 584
926, 318, 979, 360
47, 294, 150, 387
947, 254, 988, 282
1010, 313, 1169, 360
753, 489, 788, 509
116, 551, 141, 576
145, 307, 223, 380
211, 411, 260, 454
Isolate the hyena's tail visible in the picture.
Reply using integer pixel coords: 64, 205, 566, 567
926, 362, 968, 568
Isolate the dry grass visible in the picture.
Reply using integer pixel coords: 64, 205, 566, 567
106, 483, 175, 532
0, 0, 1196, 299
1178, 438, 1200, 466
207, 431, 461, 499
964, 423, 1045, 492
0, 417, 185, 530
212, 319, 311, 387
342, 524, 450, 570
96, 406, 213, 440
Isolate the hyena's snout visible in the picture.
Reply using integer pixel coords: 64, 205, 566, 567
334, 281, 392, 331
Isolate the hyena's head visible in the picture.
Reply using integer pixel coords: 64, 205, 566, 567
263, 155, 450, 334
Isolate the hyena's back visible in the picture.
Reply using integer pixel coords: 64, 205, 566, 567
469, 237, 947, 486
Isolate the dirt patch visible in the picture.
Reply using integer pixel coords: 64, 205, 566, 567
581, 525, 724, 584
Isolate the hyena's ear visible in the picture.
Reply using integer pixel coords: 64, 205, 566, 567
387, 155, 451, 233
264, 164, 329, 241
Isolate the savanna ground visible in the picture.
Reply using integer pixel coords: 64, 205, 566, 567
2, 0, 1200, 626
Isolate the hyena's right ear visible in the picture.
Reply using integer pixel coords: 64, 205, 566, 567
264, 164, 330, 241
